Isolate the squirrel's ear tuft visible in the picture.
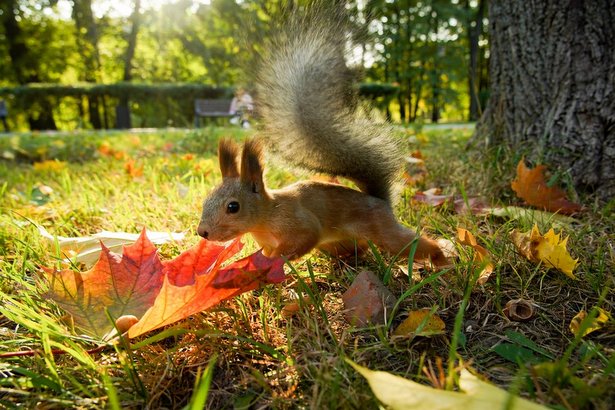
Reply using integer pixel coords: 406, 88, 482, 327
240, 139, 265, 193
218, 139, 240, 179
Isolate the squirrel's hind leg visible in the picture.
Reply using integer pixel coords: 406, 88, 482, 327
317, 239, 369, 257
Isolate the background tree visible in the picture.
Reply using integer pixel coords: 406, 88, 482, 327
0, 0, 61, 129
116, 0, 141, 128
464, 0, 486, 121
72, 0, 104, 128
474, 0, 615, 201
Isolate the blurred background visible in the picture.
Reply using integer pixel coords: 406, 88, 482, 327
0, 0, 488, 131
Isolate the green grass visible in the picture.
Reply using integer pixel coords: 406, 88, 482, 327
0, 126, 613, 409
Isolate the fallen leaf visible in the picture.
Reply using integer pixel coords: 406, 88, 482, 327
347, 360, 548, 410
483, 206, 575, 230
38, 226, 186, 267
342, 271, 395, 326
511, 224, 578, 279
124, 159, 143, 178
44, 229, 164, 339
33, 160, 67, 172
453, 197, 489, 215
569, 308, 611, 337
393, 309, 446, 337
456, 228, 494, 285
43, 229, 285, 339
281, 296, 313, 318
511, 159, 582, 215
412, 188, 453, 207
129, 245, 285, 338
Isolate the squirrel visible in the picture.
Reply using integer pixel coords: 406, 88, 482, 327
197, 9, 446, 264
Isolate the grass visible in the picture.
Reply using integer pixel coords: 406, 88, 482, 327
0, 125, 613, 409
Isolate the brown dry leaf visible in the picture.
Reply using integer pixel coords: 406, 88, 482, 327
456, 228, 494, 285
281, 296, 313, 318
412, 188, 453, 207
511, 159, 582, 215
511, 224, 578, 279
342, 271, 395, 326
569, 308, 611, 337
393, 309, 446, 337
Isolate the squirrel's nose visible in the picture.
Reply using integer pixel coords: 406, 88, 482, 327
197, 224, 208, 239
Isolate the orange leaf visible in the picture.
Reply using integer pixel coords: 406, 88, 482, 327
124, 159, 143, 177
456, 228, 494, 284
43, 229, 285, 339
511, 159, 582, 215
44, 229, 164, 338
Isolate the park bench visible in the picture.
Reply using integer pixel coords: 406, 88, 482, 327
194, 98, 234, 127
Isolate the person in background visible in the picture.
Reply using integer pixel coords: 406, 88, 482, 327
229, 88, 254, 129
0, 99, 8, 132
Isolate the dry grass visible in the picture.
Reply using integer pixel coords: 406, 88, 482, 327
0, 126, 613, 409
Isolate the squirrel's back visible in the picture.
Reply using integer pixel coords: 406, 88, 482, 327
256, 8, 402, 204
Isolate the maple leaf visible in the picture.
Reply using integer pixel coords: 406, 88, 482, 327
511, 224, 578, 279
43, 229, 285, 339
44, 230, 164, 338
511, 159, 582, 215
129, 243, 285, 338
569, 308, 611, 337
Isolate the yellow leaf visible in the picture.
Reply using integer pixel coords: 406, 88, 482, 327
534, 227, 578, 279
347, 360, 548, 410
33, 160, 67, 172
511, 224, 578, 279
569, 308, 611, 337
393, 310, 445, 337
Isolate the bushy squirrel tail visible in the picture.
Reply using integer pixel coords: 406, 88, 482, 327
256, 6, 402, 204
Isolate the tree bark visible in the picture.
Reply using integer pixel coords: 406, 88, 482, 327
474, 0, 615, 201
72, 0, 103, 129
466, 0, 485, 121
117, 0, 141, 129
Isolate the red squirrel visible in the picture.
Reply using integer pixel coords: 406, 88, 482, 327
197, 9, 445, 264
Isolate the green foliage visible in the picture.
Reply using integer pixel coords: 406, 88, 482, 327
0, 0, 486, 131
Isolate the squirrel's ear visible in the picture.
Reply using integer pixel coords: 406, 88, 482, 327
240, 139, 265, 193
218, 139, 240, 179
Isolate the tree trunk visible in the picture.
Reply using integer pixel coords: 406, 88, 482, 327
72, 0, 103, 129
474, 0, 615, 201
466, 0, 485, 121
1, 0, 57, 130
117, 0, 141, 129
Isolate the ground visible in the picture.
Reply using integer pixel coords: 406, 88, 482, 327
0, 125, 613, 409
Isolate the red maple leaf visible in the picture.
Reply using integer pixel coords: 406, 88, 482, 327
43, 229, 285, 339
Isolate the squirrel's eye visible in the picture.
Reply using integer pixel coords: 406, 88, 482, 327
226, 201, 240, 214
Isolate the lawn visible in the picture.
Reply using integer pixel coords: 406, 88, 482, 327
0, 126, 613, 409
